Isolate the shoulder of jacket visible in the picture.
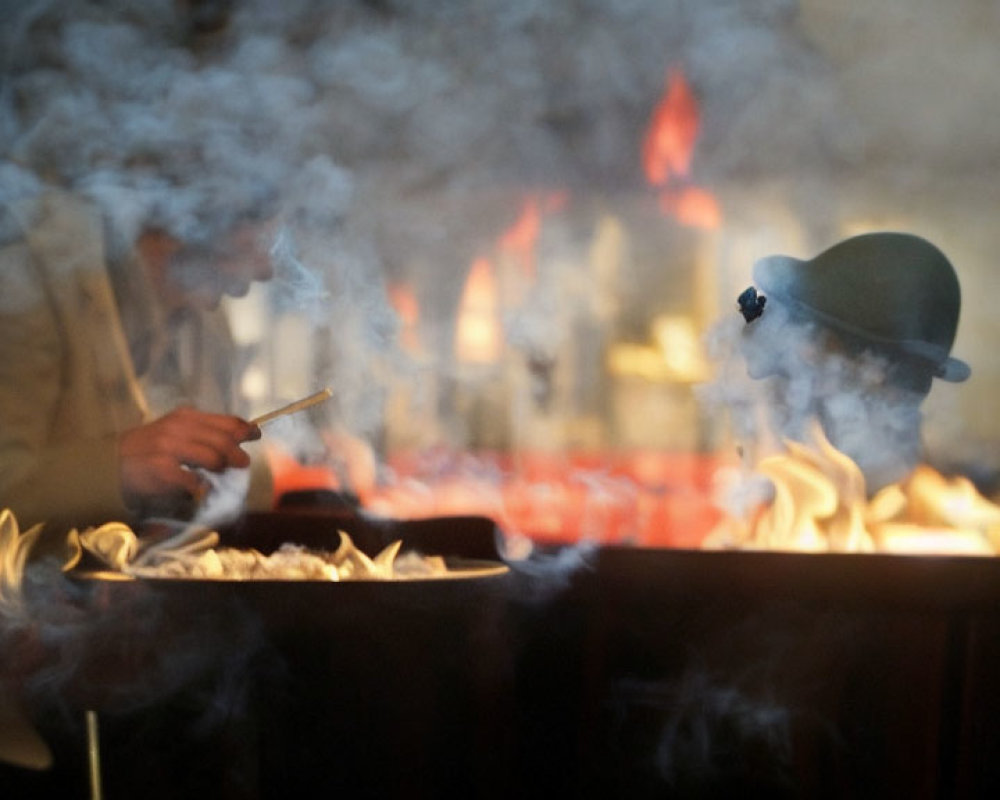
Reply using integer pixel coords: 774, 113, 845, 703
23, 190, 108, 279
34, 189, 103, 236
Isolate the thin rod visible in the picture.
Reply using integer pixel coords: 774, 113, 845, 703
86, 709, 102, 800
250, 388, 333, 426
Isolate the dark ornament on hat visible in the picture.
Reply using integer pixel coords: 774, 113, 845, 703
737, 286, 766, 323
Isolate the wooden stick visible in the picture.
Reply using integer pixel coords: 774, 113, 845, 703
250, 388, 333, 426
86, 710, 102, 800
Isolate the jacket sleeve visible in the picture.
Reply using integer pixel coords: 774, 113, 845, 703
0, 240, 133, 536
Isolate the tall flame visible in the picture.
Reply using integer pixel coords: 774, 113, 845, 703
641, 66, 721, 230
642, 67, 700, 185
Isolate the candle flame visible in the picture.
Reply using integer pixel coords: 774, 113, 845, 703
454, 257, 502, 364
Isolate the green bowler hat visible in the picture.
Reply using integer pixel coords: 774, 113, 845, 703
752, 232, 970, 382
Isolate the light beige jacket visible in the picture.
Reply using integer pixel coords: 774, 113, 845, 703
0, 190, 278, 771
0, 190, 273, 537
0, 191, 149, 536
0, 191, 151, 770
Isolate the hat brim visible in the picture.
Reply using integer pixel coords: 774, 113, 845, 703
936, 356, 971, 383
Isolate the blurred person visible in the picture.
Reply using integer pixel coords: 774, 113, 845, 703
0, 182, 277, 543
1, 3, 278, 792
731, 231, 969, 493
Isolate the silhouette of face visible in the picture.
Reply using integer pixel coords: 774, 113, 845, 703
738, 295, 803, 380
156, 219, 276, 313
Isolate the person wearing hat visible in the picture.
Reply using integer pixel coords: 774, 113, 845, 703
734, 231, 970, 492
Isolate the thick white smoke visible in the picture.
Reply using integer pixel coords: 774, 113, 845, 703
2, 0, 997, 490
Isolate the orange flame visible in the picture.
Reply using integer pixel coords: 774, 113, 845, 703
642, 67, 722, 230
498, 192, 569, 280
454, 257, 502, 364
499, 199, 541, 280
707, 423, 1000, 555
643, 67, 700, 186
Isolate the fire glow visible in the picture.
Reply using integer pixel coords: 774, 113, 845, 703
387, 283, 422, 355
263, 61, 987, 558
707, 424, 1000, 556
454, 256, 502, 365
0, 509, 43, 618
452, 191, 567, 366
642, 67, 722, 230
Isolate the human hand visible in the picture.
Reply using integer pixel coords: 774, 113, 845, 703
118, 407, 261, 509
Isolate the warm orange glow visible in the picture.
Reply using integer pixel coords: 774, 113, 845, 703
363, 451, 723, 547
755, 448, 841, 552
606, 315, 710, 383
898, 465, 1000, 532
657, 186, 722, 230
642, 67, 700, 185
266, 433, 378, 506
0, 509, 44, 613
497, 192, 569, 280
499, 199, 541, 279
266, 444, 342, 495
707, 423, 1000, 555
641, 67, 723, 230
388, 283, 419, 327
454, 257, 502, 364
870, 466, 1000, 554
387, 282, 421, 353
